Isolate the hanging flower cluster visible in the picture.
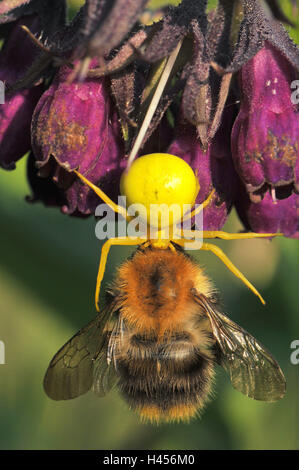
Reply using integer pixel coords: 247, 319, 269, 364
0, 0, 298, 236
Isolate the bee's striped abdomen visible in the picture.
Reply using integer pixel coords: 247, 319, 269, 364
116, 332, 215, 423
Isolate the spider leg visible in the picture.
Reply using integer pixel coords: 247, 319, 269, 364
95, 237, 146, 311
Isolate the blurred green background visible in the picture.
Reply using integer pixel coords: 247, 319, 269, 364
0, 0, 299, 450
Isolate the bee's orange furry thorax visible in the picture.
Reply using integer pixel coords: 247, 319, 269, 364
116, 248, 213, 336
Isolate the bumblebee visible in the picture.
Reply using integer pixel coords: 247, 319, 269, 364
44, 153, 286, 423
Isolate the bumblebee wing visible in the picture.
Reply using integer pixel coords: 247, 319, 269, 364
43, 302, 118, 400
193, 292, 286, 402
92, 349, 118, 397
92, 315, 125, 397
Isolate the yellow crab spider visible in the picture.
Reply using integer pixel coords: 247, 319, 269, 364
74, 153, 281, 311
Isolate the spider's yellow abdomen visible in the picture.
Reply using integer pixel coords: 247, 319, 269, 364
120, 153, 198, 228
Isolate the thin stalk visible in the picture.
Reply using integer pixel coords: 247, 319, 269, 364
126, 39, 183, 169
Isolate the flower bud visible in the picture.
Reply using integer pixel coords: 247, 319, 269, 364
31, 62, 125, 215
0, 16, 43, 170
232, 42, 299, 195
